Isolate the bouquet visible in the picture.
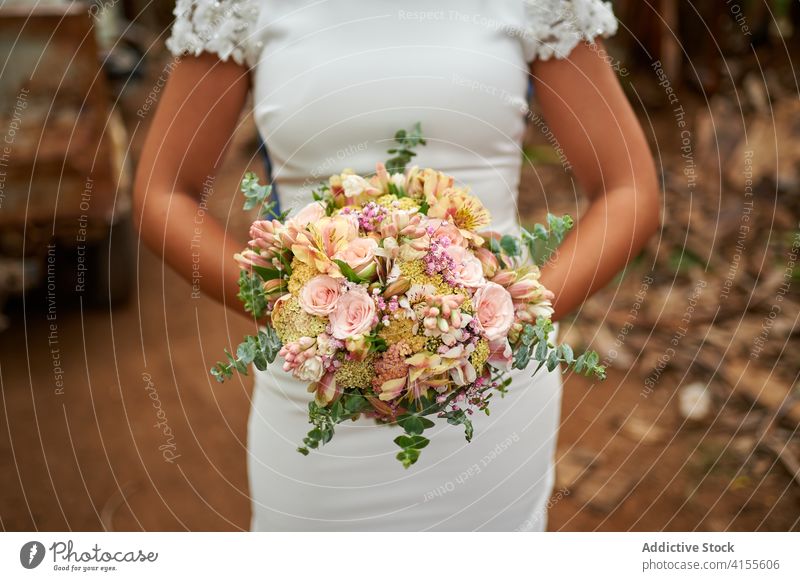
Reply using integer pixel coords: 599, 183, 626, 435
212, 125, 605, 467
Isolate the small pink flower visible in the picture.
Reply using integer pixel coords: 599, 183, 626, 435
298, 275, 341, 316
329, 287, 377, 339
473, 281, 515, 342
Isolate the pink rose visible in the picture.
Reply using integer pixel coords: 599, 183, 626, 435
329, 287, 376, 339
446, 245, 486, 288
473, 281, 515, 342
294, 201, 326, 226
299, 275, 341, 316
334, 237, 378, 278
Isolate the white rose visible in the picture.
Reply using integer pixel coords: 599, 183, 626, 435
342, 175, 376, 198
294, 355, 324, 382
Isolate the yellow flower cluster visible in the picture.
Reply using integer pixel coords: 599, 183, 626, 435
399, 260, 455, 295
425, 336, 443, 353
287, 258, 317, 295
469, 338, 489, 373
378, 318, 427, 352
334, 357, 375, 390
271, 296, 327, 343
376, 194, 419, 212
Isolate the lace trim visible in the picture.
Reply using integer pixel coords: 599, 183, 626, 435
165, 0, 260, 67
523, 0, 618, 62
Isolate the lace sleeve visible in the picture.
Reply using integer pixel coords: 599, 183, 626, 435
522, 0, 618, 62
165, 0, 261, 67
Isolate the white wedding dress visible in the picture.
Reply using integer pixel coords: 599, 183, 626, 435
168, 0, 617, 531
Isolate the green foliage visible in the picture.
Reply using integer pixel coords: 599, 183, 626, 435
385, 122, 426, 174
241, 171, 288, 220
521, 213, 575, 267
366, 334, 388, 353
387, 182, 408, 199
499, 234, 522, 257
511, 317, 605, 380
298, 391, 370, 455
237, 270, 268, 319
210, 327, 282, 382
443, 409, 474, 442
333, 259, 366, 283
394, 412, 434, 468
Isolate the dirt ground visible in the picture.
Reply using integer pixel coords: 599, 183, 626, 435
1, 49, 798, 532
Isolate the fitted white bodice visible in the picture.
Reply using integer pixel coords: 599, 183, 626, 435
168, 0, 616, 233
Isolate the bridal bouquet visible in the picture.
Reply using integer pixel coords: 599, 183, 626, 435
213, 125, 605, 467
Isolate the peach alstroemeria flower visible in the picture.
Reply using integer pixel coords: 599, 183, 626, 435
405, 352, 452, 398
292, 214, 358, 274
427, 188, 491, 243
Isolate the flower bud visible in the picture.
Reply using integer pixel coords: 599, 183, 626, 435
491, 270, 518, 287
474, 247, 499, 278
234, 249, 272, 270
354, 261, 378, 281
383, 277, 411, 298
262, 277, 288, 299
507, 277, 541, 301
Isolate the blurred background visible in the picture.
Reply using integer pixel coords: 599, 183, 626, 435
0, 0, 798, 531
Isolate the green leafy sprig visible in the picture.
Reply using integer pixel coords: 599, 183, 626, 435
241, 171, 288, 220
522, 213, 575, 267
385, 122, 426, 174
237, 270, 269, 319
211, 326, 282, 382
512, 317, 606, 380
298, 391, 371, 455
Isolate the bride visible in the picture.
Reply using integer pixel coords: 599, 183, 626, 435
134, 0, 659, 531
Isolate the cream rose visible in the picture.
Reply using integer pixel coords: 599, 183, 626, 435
334, 237, 378, 276
329, 287, 376, 339
294, 355, 324, 382
473, 281, 515, 341
446, 245, 486, 288
299, 275, 341, 316
342, 174, 378, 198
335, 237, 377, 269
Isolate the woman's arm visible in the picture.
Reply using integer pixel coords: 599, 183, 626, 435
530, 40, 661, 321
133, 54, 252, 317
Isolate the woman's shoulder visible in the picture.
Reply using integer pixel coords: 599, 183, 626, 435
165, 0, 262, 67
520, 0, 618, 62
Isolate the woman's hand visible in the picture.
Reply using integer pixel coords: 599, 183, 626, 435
133, 53, 255, 320
531, 40, 661, 322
